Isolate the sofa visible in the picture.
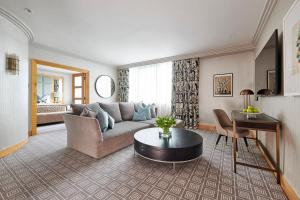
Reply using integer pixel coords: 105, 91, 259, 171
37, 104, 71, 125
64, 102, 184, 158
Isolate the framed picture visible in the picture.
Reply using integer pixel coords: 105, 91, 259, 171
283, 0, 300, 96
267, 70, 276, 94
213, 73, 233, 97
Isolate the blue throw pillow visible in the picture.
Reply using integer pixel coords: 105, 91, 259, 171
138, 105, 151, 120
108, 114, 115, 129
133, 111, 148, 121
86, 103, 109, 132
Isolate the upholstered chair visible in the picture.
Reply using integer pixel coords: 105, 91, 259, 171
213, 109, 249, 151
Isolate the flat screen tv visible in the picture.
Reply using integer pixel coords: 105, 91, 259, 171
255, 29, 281, 97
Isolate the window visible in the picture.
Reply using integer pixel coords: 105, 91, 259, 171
129, 62, 172, 116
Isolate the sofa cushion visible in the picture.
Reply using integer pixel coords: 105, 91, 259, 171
99, 103, 123, 122
119, 102, 135, 121
103, 121, 151, 139
71, 104, 85, 115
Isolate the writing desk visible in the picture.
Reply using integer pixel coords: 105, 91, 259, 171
231, 110, 281, 184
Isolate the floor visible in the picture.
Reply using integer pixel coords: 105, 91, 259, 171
0, 127, 287, 200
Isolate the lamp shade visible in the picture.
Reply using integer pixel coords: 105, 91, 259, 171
257, 89, 272, 96
240, 89, 254, 95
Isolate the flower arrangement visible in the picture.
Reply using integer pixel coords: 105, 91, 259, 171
155, 116, 176, 137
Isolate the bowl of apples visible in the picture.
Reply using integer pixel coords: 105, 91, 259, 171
241, 106, 262, 119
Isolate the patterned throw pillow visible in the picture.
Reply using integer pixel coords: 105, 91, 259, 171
86, 103, 109, 132
132, 111, 147, 121
80, 107, 97, 118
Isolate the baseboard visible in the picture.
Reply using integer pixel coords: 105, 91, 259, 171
281, 174, 300, 200
256, 140, 299, 200
198, 123, 216, 132
0, 139, 28, 158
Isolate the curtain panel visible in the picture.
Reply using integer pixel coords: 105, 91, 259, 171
171, 58, 199, 128
118, 68, 129, 102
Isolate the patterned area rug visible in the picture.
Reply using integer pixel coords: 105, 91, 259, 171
0, 128, 287, 200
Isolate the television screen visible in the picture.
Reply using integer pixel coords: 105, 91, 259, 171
255, 29, 280, 97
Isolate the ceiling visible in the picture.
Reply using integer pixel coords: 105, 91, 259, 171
0, 0, 267, 66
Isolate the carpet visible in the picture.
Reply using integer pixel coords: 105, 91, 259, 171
0, 127, 287, 200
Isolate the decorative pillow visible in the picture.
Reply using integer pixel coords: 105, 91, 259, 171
134, 102, 144, 112
71, 104, 85, 115
108, 114, 115, 129
86, 103, 109, 132
138, 106, 151, 120
80, 107, 97, 118
132, 111, 148, 121
119, 102, 135, 121
149, 104, 156, 118
99, 103, 123, 122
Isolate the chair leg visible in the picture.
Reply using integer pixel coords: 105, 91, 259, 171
243, 137, 249, 151
236, 139, 238, 152
216, 135, 222, 146
225, 136, 228, 145
243, 137, 248, 147
233, 137, 237, 173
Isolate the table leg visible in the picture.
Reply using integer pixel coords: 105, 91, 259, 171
276, 124, 281, 184
255, 130, 258, 146
233, 120, 237, 173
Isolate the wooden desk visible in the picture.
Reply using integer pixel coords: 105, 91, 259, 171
231, 110, 281, 184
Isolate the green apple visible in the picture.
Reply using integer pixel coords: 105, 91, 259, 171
242, 109, 247, 113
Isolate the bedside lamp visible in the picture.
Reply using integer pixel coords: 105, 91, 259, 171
240, 89, 254, 109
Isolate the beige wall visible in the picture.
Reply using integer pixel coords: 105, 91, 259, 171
0, 15, 29, 150
29, 44, 118, 103
255, 0, 300, 196
199, 51, 255, 124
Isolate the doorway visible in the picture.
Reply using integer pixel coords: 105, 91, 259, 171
30, 59, 89, 136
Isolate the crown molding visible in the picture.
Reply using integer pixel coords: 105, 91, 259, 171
119, 44, 255, 68
0, 7, 34, 41
252, 0, 277, 45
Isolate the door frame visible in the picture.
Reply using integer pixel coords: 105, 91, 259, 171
30, 59, 90, 136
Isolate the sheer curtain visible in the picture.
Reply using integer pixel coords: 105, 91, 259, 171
128, 62, 172, 116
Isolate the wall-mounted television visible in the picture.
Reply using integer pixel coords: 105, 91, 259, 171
255, 29, 281, 97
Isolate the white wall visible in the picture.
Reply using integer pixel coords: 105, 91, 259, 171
29, 44, 118, 103
37, 68, 73, 105
0, 16, 29, 150
199, 51, 255, 124
255, 0, 300, 196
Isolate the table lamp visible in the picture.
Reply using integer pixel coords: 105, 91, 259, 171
240, 89, 254, 109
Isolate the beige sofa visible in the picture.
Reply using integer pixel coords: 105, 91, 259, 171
64, 102, 184, 158
37, 104, 71, 125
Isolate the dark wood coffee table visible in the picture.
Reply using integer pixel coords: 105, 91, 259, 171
134, 128, 203, 169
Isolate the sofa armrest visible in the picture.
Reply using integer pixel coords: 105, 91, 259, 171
63, 114, 103, 157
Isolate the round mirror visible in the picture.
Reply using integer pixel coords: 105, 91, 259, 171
95, 75, 115, 98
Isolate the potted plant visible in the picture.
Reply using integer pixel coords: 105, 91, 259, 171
155, 116, 176, 138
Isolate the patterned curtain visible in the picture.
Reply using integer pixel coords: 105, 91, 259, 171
118, 68, 129, 102
171, 58, 199, 128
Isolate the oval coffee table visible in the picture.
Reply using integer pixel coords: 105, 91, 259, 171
134, 128, 203, 169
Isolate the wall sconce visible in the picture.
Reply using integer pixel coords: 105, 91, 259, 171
6, 54, 19, 75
